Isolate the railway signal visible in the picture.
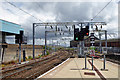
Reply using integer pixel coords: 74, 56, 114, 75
85, 24, 89, 36
74, 25, 85, 41
15, 34, 20, 44
74, 29, 79, 41
15, 30, 24, 44
74, 23, 89, 41
74, 25, 79, 41
78, 31, 84, 41
81, 24, 89, 36
20, 30, 23, 43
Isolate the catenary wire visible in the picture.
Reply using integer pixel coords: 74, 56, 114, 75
91, 0, 112, 21
5, 0, 43, 22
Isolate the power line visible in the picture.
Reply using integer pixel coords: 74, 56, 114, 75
91, 0, 112, 21
5, 0, 43, 22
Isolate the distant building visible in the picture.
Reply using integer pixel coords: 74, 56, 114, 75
70, 36, 99, 47
70, 35, 120, 47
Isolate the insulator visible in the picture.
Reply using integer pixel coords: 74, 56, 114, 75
65, 25, 68, 29
50, 25, 53, 29
101, 25, 102, 29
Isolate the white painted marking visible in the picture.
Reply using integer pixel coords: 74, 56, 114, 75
35, 58, 69, 80
21, 61, 29, 64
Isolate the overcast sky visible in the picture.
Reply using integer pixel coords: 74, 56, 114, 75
0, 0, 119, 46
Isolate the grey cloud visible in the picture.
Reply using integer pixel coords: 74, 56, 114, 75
16, 2, 118, 44
54, 2, 93, 21
21, 2, 56, 14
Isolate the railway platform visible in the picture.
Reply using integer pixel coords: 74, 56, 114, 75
36, 58, 119, 80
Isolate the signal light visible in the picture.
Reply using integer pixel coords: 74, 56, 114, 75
74, 27, 79, 41
76, 37, 78, 41
86, 33, 89, 36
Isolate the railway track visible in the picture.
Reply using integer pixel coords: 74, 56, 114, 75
106, 54, 120, 65
106, 58, 120, 65
1, 51, 69, 79
87, 53, 120, 65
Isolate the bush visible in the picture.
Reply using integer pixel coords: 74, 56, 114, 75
38, 54, 42, 58
43, 45, 45, 49
28, 56, 32, 59
49, 47, 52, 50
1, 64, 5, 67
43, 45, 48, 49
46, 51, 50, 55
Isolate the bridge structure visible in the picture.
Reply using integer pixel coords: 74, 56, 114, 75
0, 19, 24, 63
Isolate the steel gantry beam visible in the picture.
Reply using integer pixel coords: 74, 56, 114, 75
34, 22, 106, 26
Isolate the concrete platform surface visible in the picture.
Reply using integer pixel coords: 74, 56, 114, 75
37, 58, 119, 80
